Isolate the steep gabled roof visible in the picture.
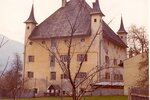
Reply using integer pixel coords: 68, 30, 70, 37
29, 0, 92, 39
25, 4, 37, 24
102, 20, 127, 48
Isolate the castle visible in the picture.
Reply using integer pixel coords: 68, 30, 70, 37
23, 0, 127, 96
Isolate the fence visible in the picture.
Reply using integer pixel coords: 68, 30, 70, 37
128, 87, 149, 100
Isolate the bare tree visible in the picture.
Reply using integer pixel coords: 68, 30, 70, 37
136, 53, 149, 88
0, 35, 9, 79
128, 25, 149, 88
128, 25, 148, 55
0, 35, 9, 48
0, 35, 9, 75
0, 53, 23, 100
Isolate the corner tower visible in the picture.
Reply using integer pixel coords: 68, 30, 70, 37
117, 16, 128, 44
90, 0, 104, 34
24, 4, 37, 43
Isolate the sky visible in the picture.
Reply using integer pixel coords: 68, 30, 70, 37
0, 0, 148, 43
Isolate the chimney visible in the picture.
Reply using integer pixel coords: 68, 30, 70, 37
62, 0, 67, 7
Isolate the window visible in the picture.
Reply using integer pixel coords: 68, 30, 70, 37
114, 74, 120, 80
64, 39, 69, 43
61, 74, 69, 79
114, 74, 117, 80
42, 41, 45, 44
63, 91, 65, 95
94, 19, 97, 22
120, 36, 123, 39
105, 72, 110, 79
33, 88, 38, 94
29, 42, 33, 45
27, 26, 30, 29
120, 74, 123, 80
28, 56, 34, 62
81, 38, 85, 42
60, 55, 69, 62
77, 54, 87, 62
77, 72, 87, 78
27, 71, 34, 78
51, 39, 56, 47
50, 55, 55, 66
113, 58, 117, 65
50, 72, 56, 80
105, 56, 109, 64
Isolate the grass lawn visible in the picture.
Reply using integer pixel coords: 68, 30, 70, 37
2, 96, 128, 100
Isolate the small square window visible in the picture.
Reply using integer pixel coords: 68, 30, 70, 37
113, 58, 117, 65
120, 74, 123, 80
105, 72, 110, 79
27, 71, 34, 78
77, 54, 87, 62
29, 42, 33, 45
42, 41, 45, 44
63, 91, 65, 95
27, 26, 30, 29
114, 74, 120, 80
105, 56, 109, 65
50, 72, 56, 80
77, 72, 87, 78
61, 74, 69, 79
28, 56, 34, 62
94, 19, 97, 22
120, 36, 123, 39
81, 38, 85, 42
61, 55, 69, 62
50, 55, 55, 66
64, 39, 68, 43
33, 88, 38, 94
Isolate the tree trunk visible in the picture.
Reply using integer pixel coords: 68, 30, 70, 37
13, 91, 16, 100
72, 87, 77, 100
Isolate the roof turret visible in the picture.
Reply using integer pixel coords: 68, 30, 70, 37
117, 16, 127, 34
24, 4, 37, 24
90, 0, 105, 17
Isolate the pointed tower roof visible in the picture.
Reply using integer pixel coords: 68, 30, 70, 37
25, 4, 37, 24
90, 0, 105, 17
117, 16, 127, 34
